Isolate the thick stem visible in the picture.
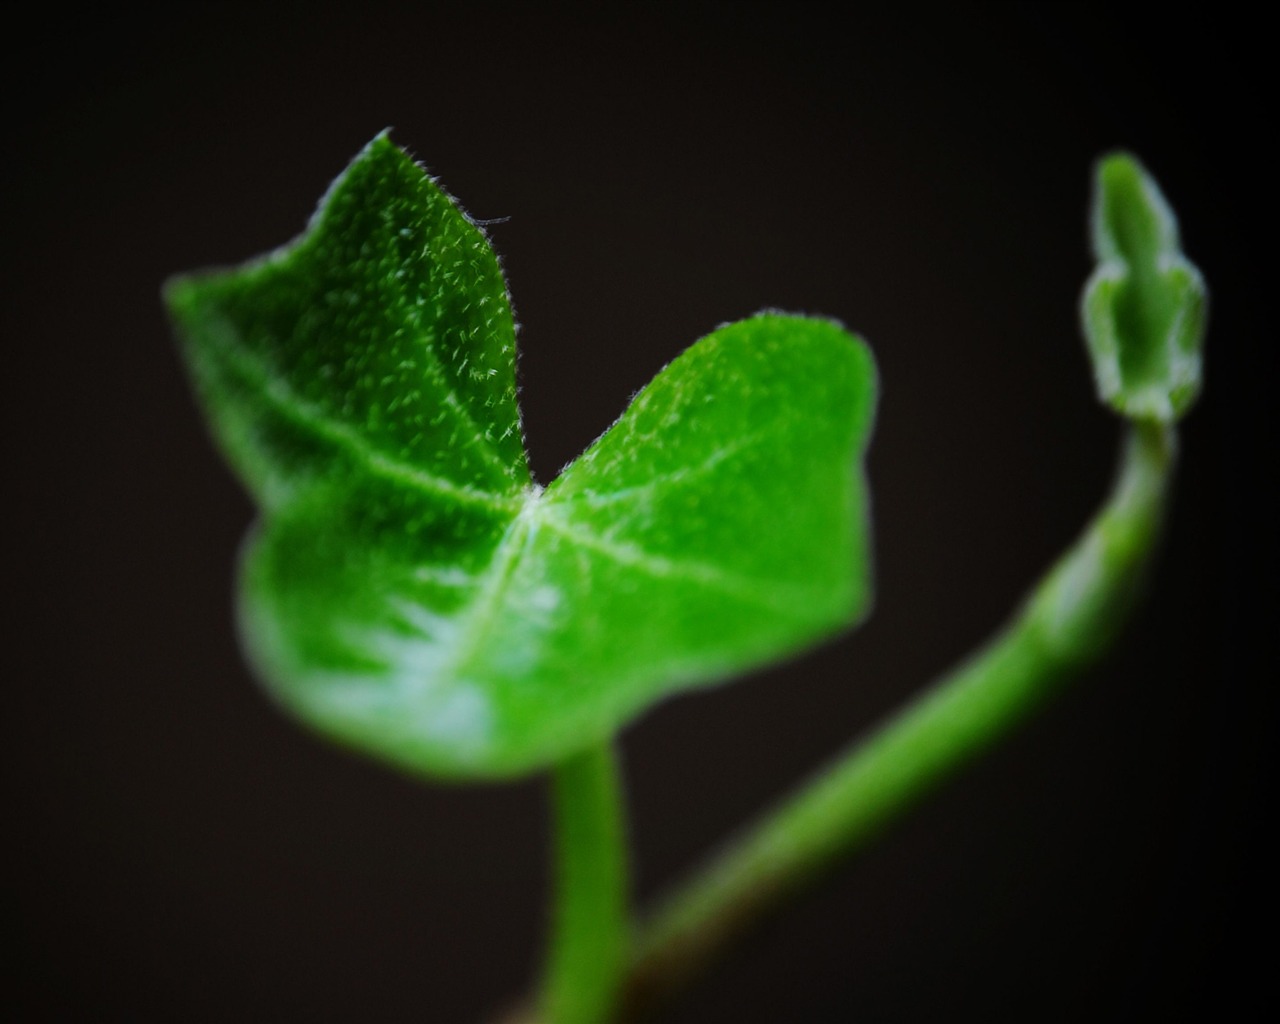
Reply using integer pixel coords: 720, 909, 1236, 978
622, 421, 1175, 1015
540, 742, 630, 1024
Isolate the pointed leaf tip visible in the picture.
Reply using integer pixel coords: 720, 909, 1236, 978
1081, 152, 1207, 423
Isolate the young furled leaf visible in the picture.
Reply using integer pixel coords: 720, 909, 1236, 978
1081, 153, 1206, 423
167, 135, 876, 778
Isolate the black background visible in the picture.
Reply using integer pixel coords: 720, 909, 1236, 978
5, 5, 1271, 1022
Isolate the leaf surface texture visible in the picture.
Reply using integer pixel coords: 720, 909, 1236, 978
168, 136, 876, 777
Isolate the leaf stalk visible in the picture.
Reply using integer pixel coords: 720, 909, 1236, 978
620, 419, 1175, 1016
540, 742, 631, 1024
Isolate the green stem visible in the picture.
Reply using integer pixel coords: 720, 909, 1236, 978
622, 421, 1175, 1015
541, 742, 630, 1024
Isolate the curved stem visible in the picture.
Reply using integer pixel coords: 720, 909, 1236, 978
540, 742, 630, 1024
622, 420, 1175, 1016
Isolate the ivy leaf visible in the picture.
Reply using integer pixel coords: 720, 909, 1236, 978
166, 135, 876, 778
1081, 153, 1207, 423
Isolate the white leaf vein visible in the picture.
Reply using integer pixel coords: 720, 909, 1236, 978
215, 333, 525, 514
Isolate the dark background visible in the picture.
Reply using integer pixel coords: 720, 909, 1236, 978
5, 5, 1270, 1021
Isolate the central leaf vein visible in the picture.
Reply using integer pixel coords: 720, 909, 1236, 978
560, 431, 770, 507
536, 512, 822, 616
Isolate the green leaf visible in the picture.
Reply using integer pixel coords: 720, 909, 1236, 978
1081, 152, 1207, 423
167, 135, 876, 779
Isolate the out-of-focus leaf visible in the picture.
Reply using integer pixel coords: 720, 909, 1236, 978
1081, 153, 1206, 422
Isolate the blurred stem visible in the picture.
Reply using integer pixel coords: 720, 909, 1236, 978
540, 742, 630, 1024
620, 420, 1176, 1017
